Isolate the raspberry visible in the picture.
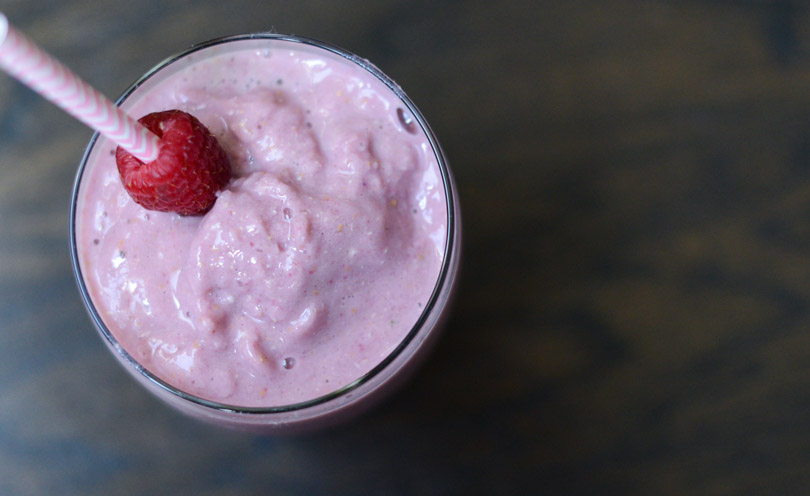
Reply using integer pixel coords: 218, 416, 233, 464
115, 110, 232, 216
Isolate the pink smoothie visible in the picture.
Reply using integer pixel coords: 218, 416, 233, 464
76, 42, 447, 408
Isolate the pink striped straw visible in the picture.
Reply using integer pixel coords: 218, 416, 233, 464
0, 12, 160, 162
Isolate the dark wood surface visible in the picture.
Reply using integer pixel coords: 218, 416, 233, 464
3, 0, 810, 494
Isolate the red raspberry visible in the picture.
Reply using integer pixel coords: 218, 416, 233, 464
115, 110, 232, 216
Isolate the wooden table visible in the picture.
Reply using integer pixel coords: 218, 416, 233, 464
3, 1, 810, 494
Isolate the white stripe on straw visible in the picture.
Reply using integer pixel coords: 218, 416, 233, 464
0, 12, 160, 162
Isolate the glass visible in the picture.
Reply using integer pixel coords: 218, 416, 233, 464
69, 33, 461, 433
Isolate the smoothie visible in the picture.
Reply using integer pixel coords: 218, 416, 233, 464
72, 35, 457, 418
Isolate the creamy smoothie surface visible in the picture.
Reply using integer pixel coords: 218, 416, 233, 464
77, 45, 447, 406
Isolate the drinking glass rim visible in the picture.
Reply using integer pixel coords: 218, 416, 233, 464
68, 32, 459, 415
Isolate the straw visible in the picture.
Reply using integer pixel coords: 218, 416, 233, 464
0, 12, 159, 162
